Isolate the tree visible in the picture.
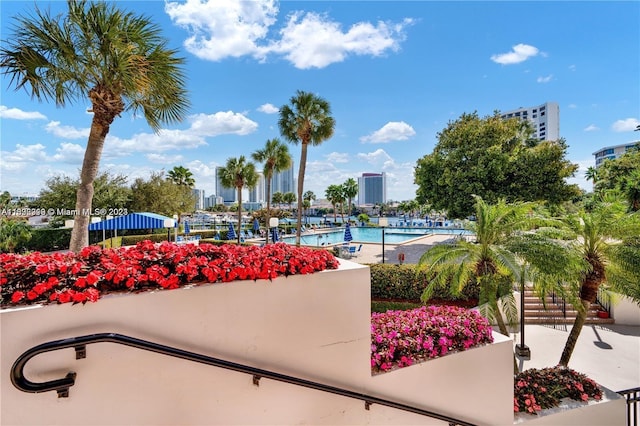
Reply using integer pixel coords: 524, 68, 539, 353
414, 112, 579, 218
283, 192, 296, 211
218, 156, 258, 244
167, 166, 195, 188
1, 0, 188, 252
272, 192, 284, 209
0, 218, 32, 253
279, 90, 335, 245
585, 166, 599, 185
129, 172, 195, 217
251, 138, 292, 243
325, 184, 343, 223
594, 147, 640, 211
303, 190, 316, 223
556, 196, 640, 366
0, 191, 11, 209
342, 178, 358, 219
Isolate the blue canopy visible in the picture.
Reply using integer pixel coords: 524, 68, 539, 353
343, 223, 353, 242
184, 220, 190, 234
227, 222, 237, 240
88, 212, 175, 231
253, 218, 260, 232
271, 227, 279, 243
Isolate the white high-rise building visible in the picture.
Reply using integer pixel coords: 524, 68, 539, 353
593, 142, 639, 167
271, 163, 295, 196
357, 172, 386, 206
500, 102, 560, 141
249, 172, 266, 204
215, 167, 236, 204
192, 189, 205, 210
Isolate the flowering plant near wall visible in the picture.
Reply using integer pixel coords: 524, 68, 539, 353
370, 305, 494, 373
0, 241, 339, 308
514, 366, 603, 414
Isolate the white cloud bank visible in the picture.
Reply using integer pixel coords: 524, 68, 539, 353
491, 43, 539, 65
360, 121, 416, 143
612, 118, 640, 132
257, 103, 279, 114
0, 105, 47, 120
537, 74, 553, 83
165, 0, 413, 69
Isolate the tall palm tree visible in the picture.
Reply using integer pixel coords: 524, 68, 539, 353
585, 166, 598, 185
556, 196, 640, 366
0, 0, 188, 252
167, 166, 195, 188
272, 192, 284, 210
279, 90, 335, 245
218, 156, 258, 244
342, 178, 358, 219
303, 190, 316, 223
283, 192, 297, 212
325, 185, 343, 223
251, 138, 292, 243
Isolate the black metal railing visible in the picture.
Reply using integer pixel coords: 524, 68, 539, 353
619, 387, 640, 426
596, 287, 612, 316
11, 333, 475, 426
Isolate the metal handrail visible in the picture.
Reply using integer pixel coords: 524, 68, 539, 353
11, 333, 475, 426
618, 387, 640, 426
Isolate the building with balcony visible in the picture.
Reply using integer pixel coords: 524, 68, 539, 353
500, 101, 560, 141
593, 142, 639, 167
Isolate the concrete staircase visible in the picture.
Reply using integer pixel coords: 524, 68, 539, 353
523, 288, 615, 325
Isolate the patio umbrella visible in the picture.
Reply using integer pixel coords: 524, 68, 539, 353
253, 218, 260, 233
271, 227, 279, 243
184, 220, 190, 235
227, 222, 236, 240
343, 222, 353, 243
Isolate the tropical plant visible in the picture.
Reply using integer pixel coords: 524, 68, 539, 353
129, 172, 195, 217
585, 166, 598, 184
218, 156, 258, 244
342, 178, 358, 218
0, 218, 32, 253
251, 138, 292, 243
283, 192, 296, 211
0, 191, 11, 209
555, 195, 640, 366
279, 90, 335, 245
0, 0, 188, 252
303, 190, 316, 223
271, 192, 284, 209
325, 184, 343, 223
167, 166, 195, 188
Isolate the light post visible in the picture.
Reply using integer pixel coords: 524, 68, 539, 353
379, 217, 388, 264
515, 271, 531, 359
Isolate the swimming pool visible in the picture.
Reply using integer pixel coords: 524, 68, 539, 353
281, 227, 471, 246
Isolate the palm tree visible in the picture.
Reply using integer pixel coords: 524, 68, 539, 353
252, 138, 292, 243
585, 166, 598, 185
303, 190, 316, 223
325, 185, 343, 224
218, 156, 258, 244
556, 196, 640, 366
283, 192, 297, 212
272, 192, 284, 210
0, 0, 188, 252
0, 218, 32, 253
167, 166, 195, 188
342, 178, 358, 219
279, 90, 335, 245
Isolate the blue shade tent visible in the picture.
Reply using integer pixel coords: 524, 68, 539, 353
184, 220, 190, 235
343, 223, 353, 242
227, 222, 237, 240
271, 227, 279, 243
88, 212, 175, 231
253, 218, 260, 233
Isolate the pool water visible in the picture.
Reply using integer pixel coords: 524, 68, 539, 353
281, 227, 470, 246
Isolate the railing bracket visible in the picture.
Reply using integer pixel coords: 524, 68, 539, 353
252, 375, 261, 387
56, 372, 76, 398
74, 345, 86, 359
365, 401, 371, 410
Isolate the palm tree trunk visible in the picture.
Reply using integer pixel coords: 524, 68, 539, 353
237, 187, 242, 245
559, 299, 590, 366
69, 119, 108, 253
491, 300, 520, 375
296, 144, 308, 246
265, 178, 271, 244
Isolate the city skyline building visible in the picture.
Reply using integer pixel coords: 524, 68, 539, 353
593, 141, 639, 167
500, 101, 560, 141
357, 172, 387, 206
192, 188, 205, 211
271, 163, 296, 196
215, 167, 237, 204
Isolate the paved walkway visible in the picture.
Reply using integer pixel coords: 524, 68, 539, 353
342, 233, 457, 265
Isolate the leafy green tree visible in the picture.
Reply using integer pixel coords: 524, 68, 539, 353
251, 138, 292, 243
342, 178, 358, 218
585, 166, 599, 185
36, 172, 131, 223
218, 156, 258, 244
167, 166, 195, 188
1, 0, 188, 252
594, 147, 640, 211
279, 90, 335, 245
325, 184, 343, 223
0, 218, 32, 253
414, 112, 579, 218
129, 172, 195, 218
0, 191, 11, 209
283, 192, 296, 211
271, 192, 284, 209
303, 190, 316, 223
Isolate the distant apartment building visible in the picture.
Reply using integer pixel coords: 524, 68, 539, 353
249, 172, 265, 204
271, 163, 295, 196
500, 101, 560, 141
192, 189, 205, 211
593, 142, 639, 167
215, 167, 236, 204
357, 172, 386, 206
204, 195, 217, 209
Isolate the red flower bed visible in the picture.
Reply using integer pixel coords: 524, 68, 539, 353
370, 305, 494, 373
0, 241, 339, 308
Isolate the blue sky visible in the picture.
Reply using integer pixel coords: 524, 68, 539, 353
1, 0, 639, 203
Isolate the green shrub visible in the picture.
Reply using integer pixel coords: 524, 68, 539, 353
369, 263, 479, 302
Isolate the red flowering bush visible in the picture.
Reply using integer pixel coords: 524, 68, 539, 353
0, 241, 339, 308
370, 305, 494, 373
514, 366, 603, 414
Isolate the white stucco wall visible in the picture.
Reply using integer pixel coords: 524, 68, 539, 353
1, 259, 514, 425
610, 293, 640, 325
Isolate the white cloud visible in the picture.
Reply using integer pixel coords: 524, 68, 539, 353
166, 0, 412, 69
490, 43, 539, 65
52, 143, 85, 163
326, 152, 349, 163
105, 130, 207, 156
146, 153, 185, 164
612, 118, 640, 132
45, 121, 90, 139
1, 143, 48, 163
357, 148, 393, 164
536, 74, 553, 83
360, 121, 416, 143
257, 103, 279, 114
584, 124, 599, 132
188, 111, 258, 136
0, 105, 47, 120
